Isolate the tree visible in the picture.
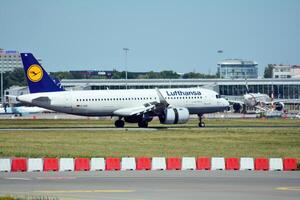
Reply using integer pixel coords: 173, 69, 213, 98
264, 64, 274, 78
160, 71, 180, 79
3, 68, 26, 90
182, 72, 218, 79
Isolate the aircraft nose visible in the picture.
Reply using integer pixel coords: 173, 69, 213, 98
222, 98, 230, 110
224, 98, 230, 107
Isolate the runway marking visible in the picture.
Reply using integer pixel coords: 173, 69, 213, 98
4, 177, 31, 181
36, 176, 77, 180
276, 187, 300, 191
35, 189, 136, 193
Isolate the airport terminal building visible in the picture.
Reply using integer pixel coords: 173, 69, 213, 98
217, 59, 258, 79
57, 78, 300, 112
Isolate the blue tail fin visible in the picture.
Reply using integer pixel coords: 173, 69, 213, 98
20, 53, 64, 93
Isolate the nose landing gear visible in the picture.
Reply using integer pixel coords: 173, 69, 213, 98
198, 114, 205, 127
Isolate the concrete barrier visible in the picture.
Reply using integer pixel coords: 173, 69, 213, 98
211, 157, 225, 170
59, 158, 74, 171
28, 158, 43, 172
121, 157, 136, 170
269, 158, 283, 171
181, 157, 196, 170
90, 158, 105, 171
240, 157, 254, 170
151, 157, 166, 170
0, 158, 11, 172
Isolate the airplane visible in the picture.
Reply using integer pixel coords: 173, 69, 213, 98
0, 105, 49, 116
230, 85, 284, 114
16, 53, 230, 128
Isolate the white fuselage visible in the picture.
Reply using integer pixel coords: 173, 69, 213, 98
244, 93, 270, 107
17, 88, 229, 116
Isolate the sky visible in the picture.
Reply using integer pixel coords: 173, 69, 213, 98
1, 0, 300, 76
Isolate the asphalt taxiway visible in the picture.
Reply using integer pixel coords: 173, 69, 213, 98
0, 171, 299, 200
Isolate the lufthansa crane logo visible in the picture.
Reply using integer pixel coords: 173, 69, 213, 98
27, 64, 43, 82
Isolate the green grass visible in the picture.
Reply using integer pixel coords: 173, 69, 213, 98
0, 197, 57, 200
0, 118, 299, 128
0, 197, 15, 200
0, 118, 299, 159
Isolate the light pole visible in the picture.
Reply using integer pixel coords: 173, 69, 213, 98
0, 69, 3, 106
123, 48, 129, 89
217, 50, 223, 79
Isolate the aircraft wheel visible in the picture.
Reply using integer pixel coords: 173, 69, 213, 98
198, 122, 205, 128
115, 119, 125, 128
138, 121, 148, 128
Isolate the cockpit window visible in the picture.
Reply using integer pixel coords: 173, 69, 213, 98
216, 94, 221, 99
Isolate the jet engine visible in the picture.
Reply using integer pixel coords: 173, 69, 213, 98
159, 107, 189, 124
232, 103, 243, 113
275, 102, 284, 111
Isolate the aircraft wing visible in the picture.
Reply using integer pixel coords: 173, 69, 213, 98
228, 100, 244, 105
113, 103, 156, 116
113, 88, 169, 117
254, 105, 268, 112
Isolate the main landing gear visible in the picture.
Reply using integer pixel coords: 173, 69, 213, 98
115, 119, 125, 128
114, 118, 149, 128
198, 114, 205, 128
138, 120, 148, 128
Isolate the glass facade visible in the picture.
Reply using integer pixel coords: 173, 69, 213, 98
61, 78, 300, 101
219, 84, 300, 99
218, 59, 258, 79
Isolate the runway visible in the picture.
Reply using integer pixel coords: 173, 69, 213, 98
0, 124, 300, 132
0, 171, 299, 200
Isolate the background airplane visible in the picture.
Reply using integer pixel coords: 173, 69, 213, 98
0, 105, 49, 116
17, 53, 229, 128
230, 83, 284, 113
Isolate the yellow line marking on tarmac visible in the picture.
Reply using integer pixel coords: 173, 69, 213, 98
276, 187, 300, 191
35, 189, 136, 193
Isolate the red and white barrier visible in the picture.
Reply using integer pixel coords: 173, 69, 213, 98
152, 157, 166, 170
211, 157, 225, 170
90, 158, 105, 171
196, 157, 211, 170
43, 158, 59, 171
0, 158, 11, 172
0, 157, 297, 172
136, 157, 151, 170
182, 157, 196, 170
28, 158, 43, 172
75, 158, 90, 171
166, 157, 181, 170
254, 158, 269, 171
106, 157, 121, 171
59, 158, 74, 171
240, 157, 254, 170
121, 157, 136, 170
269, 158, 283, 171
